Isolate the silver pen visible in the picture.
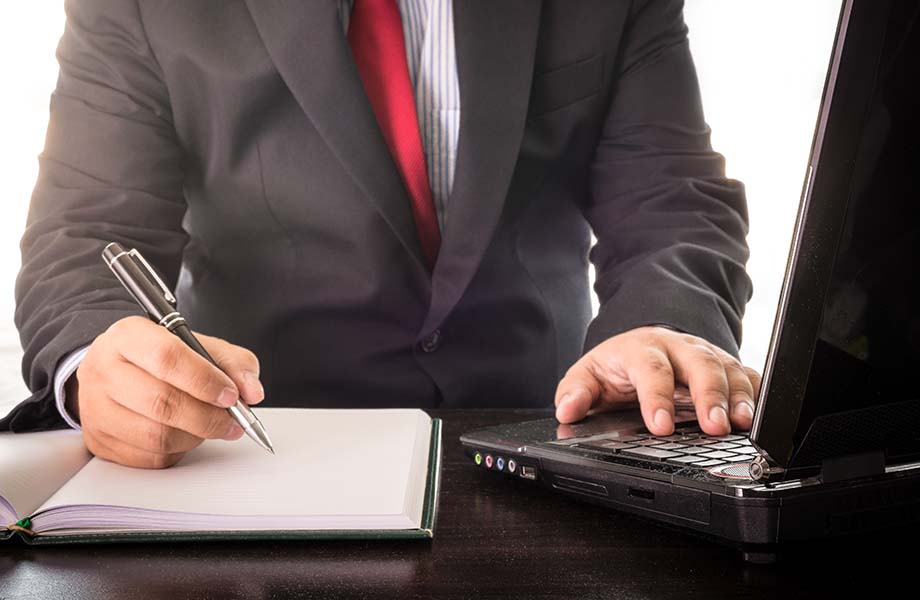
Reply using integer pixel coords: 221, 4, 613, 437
102, 242, 274, 454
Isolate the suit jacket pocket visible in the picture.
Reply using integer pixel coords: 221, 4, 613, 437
528, 53, 604, 118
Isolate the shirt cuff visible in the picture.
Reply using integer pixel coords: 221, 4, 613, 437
54, 345, 91, 430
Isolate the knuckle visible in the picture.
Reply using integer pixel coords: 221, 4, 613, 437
744, 367, 763, 385
634, 330, 660, 346
241, 348, 260, 372
149, 386, 181, 424
151, 341, 183, 380
723, 360, 749, 380
700, 388, 729, 405
692, 346, 723, 371
203, 410, 230, 439
643, 351, 674, 377
187, 364, 220, 399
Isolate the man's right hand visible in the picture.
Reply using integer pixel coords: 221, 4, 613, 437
69, 316, 265, 469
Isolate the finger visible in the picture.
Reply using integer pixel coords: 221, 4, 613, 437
744, 366, 763, 399
666, 340, 731, 435
86, 391, 209, 455
554, 356, 603, 424
623, 346, 677, 436
719, 356, 755, 430
708, 347, 761, 430
84, 428, 185, 470
113, 320, 240, 408
196, 333, 265, 405
108, 360, 243, 441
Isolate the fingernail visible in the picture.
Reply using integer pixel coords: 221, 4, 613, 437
709, 405, 729, 429
243, 370, 265, 402
218, 387, 239, 407
223, 423, 244, 441
734, 400, 754, 419
653, 408, 672, 432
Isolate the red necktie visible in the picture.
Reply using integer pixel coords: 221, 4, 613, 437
348, 0, 441, 269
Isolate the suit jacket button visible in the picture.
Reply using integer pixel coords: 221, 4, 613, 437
420, 329, 441, 353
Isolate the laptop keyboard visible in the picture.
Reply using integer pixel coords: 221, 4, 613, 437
563, 424, 760, 470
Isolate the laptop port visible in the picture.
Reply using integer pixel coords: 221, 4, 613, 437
520, 466, 537, 480
627, 487, 655, 501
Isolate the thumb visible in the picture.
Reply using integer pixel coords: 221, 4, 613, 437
555, 358, 602, 424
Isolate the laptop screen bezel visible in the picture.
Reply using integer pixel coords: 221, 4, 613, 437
748, 0, 895, 467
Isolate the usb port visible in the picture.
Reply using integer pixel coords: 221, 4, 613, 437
520, 466, 537, 480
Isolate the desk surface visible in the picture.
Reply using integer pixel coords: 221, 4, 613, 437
0, 409, 914, 600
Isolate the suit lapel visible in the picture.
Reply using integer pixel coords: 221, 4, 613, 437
421, 1, 542, 336
243, 0, 427, 271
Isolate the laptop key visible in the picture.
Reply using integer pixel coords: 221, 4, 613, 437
719, 454, 746, 462
706, 442, 742, 451
658, 434, 693, 442
621, 447, 685, 461
675, 446, 710, 455
681, 438, 718, 446
655, 443, 689, 450
732, 446, 760, 455
711, 434, 746, 442
666, 455, 708, 466
693, 459, 726, 468
698, 450, 738, 460
633, 438, 668, 446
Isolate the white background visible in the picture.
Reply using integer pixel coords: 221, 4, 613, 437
0, 1, 841, 416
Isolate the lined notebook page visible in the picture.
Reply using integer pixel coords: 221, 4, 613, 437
37, 409, 431, 520
0, 429, 90, 523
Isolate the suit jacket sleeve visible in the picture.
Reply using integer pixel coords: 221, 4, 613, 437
581, 0, 753, 357
2, 0, 187, 431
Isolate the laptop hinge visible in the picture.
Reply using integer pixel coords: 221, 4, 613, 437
820, 449, 886, 484
749, 455, 785, 482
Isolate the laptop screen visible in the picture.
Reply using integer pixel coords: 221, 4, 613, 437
753, 0, 920, 469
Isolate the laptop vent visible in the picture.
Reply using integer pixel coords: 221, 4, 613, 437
791, 398, 920, 467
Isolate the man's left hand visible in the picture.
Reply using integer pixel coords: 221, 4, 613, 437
554, 326, 761, 436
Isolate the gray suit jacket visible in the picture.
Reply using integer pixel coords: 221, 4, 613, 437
4, 0, 751, 431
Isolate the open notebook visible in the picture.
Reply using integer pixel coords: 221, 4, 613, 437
0, 409, 441, 545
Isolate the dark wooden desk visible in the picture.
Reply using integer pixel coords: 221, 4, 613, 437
0, 409, 914, 599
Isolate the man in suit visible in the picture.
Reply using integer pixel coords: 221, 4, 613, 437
4, 0, 759, 468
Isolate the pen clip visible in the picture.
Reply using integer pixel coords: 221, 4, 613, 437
128, 249, 177, 306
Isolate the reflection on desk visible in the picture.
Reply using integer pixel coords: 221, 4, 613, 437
1, 409, 914, 600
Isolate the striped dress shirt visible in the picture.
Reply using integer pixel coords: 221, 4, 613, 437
340, 0, 460, 231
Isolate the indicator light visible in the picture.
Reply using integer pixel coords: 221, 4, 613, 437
474, 452, 483, 466
496, 457, 505, 471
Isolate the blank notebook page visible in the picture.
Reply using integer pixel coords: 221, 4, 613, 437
37, 409, 431, 521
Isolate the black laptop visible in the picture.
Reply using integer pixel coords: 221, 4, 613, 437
461, 0, 920, 563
